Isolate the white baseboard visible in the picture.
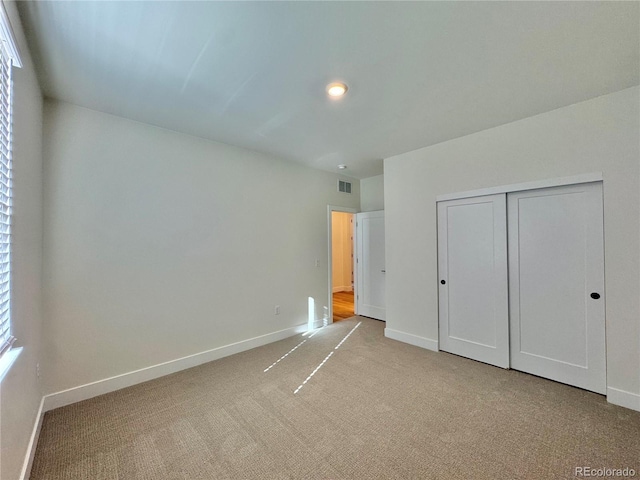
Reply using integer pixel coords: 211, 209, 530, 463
43, 324, 307, 412
19, 396, 45, 480
384, 328, 439, 352
607, 387, 640, 412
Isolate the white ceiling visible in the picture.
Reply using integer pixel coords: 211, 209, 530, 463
17, 1, 639, 179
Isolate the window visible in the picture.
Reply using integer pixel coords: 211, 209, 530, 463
0, 4, 21, 360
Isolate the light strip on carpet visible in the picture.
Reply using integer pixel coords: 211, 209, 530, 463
263, 329, 321, 373
334, 321, 361, 350
294, 321, 362, 394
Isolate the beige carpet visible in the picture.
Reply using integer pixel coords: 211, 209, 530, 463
31, 317, 640, 479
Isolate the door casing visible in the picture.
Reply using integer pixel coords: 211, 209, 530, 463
327, 205, 357, 325
436, 174, 606, 394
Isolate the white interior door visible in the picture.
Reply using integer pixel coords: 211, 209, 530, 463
356, 211, 386, 320
438, 194, 509, 368
508, 182, 606, 394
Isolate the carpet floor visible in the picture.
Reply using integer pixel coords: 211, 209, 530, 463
30, 317, 640, 479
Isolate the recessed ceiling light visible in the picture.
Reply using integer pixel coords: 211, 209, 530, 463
326, 82, 348, 97
338, 164, 347, 169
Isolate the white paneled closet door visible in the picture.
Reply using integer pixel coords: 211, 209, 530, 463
437, 194, 510, 368
508, 182, 606, 394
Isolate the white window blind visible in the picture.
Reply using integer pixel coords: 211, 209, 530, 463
0, 4, 20, 358
0, 39, 13, 357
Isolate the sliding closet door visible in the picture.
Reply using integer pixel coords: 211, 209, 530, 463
508, 182, 605, 394
438, 194, 509, 368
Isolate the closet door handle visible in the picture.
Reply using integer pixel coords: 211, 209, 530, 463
441, 280, 446, 285
590, 292, 601, 300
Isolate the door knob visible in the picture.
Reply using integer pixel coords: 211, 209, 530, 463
441, 280, 446, 285
381, 270, 386, 273
590, 292, 601, 299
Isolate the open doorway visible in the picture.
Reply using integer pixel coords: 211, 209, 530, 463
331, 211, 355, 322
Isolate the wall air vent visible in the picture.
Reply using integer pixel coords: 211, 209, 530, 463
338, 180, 352, 194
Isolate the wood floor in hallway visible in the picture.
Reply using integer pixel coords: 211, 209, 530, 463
333, 290, 354, 321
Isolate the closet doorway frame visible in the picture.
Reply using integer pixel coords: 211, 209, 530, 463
435, 171, 605, 374
435, 173, 603, 204
435, 172, 603, 346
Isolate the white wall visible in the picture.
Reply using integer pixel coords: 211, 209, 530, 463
360, 174, 384, 212
42, 100, 360, 394
0, 2, 44, 479
331, 212, 353, 292
384, 87, 640, 402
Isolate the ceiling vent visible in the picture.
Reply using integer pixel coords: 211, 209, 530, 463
338, 180, 352, 194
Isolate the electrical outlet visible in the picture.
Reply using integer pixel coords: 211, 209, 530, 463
315, 259, 320, 267
274, 305, 280, 315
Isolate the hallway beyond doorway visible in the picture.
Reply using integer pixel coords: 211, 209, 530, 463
333, 291, 354, 321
